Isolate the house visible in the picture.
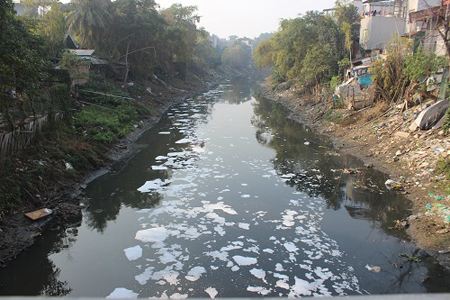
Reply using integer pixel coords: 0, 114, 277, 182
404, 0, 446, 55
67, 49, 108, 86
359, 0, 407, 52
322, 0, 363, 17
13, 0, 50, 17
237, 38, 253, 52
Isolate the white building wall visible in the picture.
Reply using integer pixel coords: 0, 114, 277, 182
360, 16, 406, 50
354, 0, 363, 15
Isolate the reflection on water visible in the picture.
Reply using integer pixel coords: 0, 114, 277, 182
251, 96, 410, 237
0, 77, 449, 297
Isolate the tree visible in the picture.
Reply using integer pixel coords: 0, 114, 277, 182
0, 0, 46, 129
66, 0, 111, 48
335, 0, 360, 59
300, 44, 334, 89
252, 11, 345, 89
40, 1, 66, 57
222, 44, 252, 70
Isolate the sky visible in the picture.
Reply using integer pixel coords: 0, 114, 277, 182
157, 0, 337, 39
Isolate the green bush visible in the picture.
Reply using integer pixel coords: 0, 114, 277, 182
443, 109, 450, 135
75, 103, 138, 144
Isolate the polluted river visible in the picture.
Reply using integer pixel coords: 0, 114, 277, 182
1, 78, 450, 297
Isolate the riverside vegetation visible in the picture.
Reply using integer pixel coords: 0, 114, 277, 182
253, 1, 450, 264
0, 0, 267, 264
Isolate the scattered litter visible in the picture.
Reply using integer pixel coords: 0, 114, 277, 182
365, 265, 381, 273
425, 203, 450, 223
384, 179, 402, 191
25, 208, 53, 221
429, 193, 448, 201
65, 162, 74, 170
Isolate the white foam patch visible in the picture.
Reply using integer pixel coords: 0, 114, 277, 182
106, 288, 139, 299
124, 246, 142, 261
284, 242, 299, 253
175, 138, 191, 144
282, 210, 298, 227
238, 223, 250, 230
232, 255, 257, 266
250, 268, 266, 282
276, 280, 290, 290
135, 227, 168, 244
241, 194, 251, 198
204, 287, 218, 299
169, 293, 188, 300
138, 179, 171, 193
247, 286, 271, 296
185, 266, 207, 282
152, 165, 168, 170
203, 202, 238, 215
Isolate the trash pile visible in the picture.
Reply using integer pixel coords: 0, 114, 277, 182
426, 193, 450, 224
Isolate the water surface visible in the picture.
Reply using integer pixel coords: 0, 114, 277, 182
1, 78, 449, 297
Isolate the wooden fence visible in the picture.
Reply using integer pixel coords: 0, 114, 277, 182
0, 113, 65, 158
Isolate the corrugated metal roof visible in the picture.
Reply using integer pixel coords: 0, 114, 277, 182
91, 57, 108, 65
69, 49, 95, 56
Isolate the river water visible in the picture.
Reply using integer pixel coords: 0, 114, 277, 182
1, 78, 449, 297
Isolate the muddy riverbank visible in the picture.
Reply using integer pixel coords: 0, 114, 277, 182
259, 85, 450, 270
0, 70, 236, 267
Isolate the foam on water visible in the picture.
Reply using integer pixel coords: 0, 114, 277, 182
125, 91, 361, 298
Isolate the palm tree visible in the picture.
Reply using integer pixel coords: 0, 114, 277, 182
66, 0, 111, 48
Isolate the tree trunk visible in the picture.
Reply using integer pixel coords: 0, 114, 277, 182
124, 39, 131, 84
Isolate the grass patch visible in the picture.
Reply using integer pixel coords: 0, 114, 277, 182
443, 109, 450, 135
435, 156, 450, 194
75, 104, 138, 144
323, 110, 343, 123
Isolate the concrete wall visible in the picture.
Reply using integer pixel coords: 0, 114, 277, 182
408, 0, 442, 12
360, 16, 406, 50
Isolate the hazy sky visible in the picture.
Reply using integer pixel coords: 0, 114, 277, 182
158, 0, 337, 39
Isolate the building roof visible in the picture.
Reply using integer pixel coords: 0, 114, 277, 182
91, 57, 108, 65
69, 49, 95, 56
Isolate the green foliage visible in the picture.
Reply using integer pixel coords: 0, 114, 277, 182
371, 37, 412, 102
334, 0, 360, 45
404, 49, 447, 83
66, 0, 111, 48
323, 110, 343, 123
253, 39, 275, 69
60, 51, 89, 82
330, 75, 342, 92
443, 109, 450, 135
300, 44, 334, 87
398, 253, 421, 262
436, 156, 450, 180
0, 0, 47, 129
75, 104, 137, 144
222, 44, 252, 70
48, 83, 71, 114
252, 9, 351, 92
39, 1, 66, 57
